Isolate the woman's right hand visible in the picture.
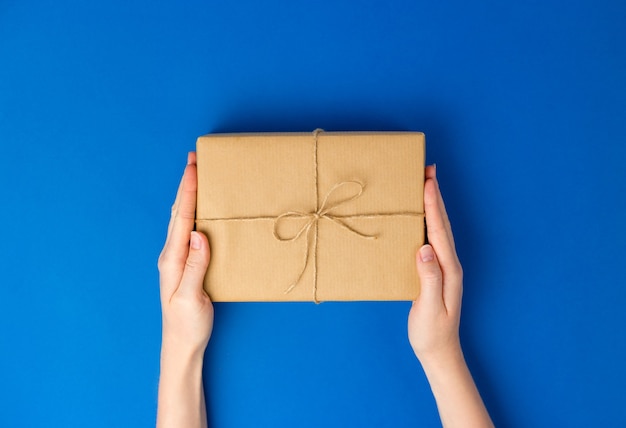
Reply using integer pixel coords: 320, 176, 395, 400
408, 164, 464, 366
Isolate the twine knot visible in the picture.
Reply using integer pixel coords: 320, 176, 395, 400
273, 180, 377, 296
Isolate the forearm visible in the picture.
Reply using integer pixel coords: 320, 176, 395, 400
156, 341, 208, 428
420, 348, 493, 428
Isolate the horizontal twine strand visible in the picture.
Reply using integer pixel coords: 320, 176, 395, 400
196, 212, 423, 222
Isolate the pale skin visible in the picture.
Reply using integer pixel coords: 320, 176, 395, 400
410, 165, 494, 428
156, 154, 493, 428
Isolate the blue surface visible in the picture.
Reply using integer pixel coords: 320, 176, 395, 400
1, 1, 625, 427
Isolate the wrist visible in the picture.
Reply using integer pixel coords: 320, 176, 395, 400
418, 343, 466, 378
161, 335, 207, 366
159, 342, 205, 395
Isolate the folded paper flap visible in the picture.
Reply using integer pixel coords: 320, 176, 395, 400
199, 215, 422, 301
197, 132, 424, 219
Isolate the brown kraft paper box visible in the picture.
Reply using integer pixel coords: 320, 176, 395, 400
195, 130, 425, 302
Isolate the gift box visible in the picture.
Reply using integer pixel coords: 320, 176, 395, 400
195, 130, 425, 302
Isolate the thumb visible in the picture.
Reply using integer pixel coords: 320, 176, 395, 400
415, 244, 444, 306
177, 231, 211, 297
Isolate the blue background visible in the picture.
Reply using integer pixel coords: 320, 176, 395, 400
1, 1, 625, 427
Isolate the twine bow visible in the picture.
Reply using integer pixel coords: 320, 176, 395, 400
273, 180, 377, 295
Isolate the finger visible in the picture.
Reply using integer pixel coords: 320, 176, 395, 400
176, 231, 211, 298
165, 153, 196, 244
415, 244, 445, 311
430, 166, 454, 249
166, 171, 185, 240
425, 164, 436, 180
424, 177, 463, 313
158, 154, 198, 298
425, 165, 453, 248
424, 178, 459, 274
165, 160, 198, 260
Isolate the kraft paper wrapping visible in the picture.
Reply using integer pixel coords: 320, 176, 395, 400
196, 130, 425, 302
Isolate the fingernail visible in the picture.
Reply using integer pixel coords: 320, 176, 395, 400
419, 245, 434, 262
187, 152, 193, 165
190, 232, 201, 249
433, 163, 437, 176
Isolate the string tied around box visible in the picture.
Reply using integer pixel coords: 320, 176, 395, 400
195, 129, 425, 303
